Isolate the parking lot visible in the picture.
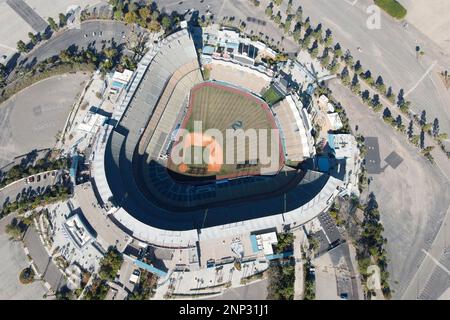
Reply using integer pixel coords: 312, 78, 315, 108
0, 73, 89, 168
0, 214, 49, 299
23, 225, 66, 292
206, 279, 268, 300
0, 0, 99, 60
329, 78, 450, 299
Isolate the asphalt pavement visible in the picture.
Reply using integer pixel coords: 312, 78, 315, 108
0, 73, 89, 168
0, 213, 48, 299
328, 78, 450, 299
156, 0, 450, 136
204, 279, 269, 300
10, 19, 145, 77
0, 169, 63, 209
292, 0, 450, 135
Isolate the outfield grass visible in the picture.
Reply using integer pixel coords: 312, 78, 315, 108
374, 0, 407, 19
173, 82, 277, 177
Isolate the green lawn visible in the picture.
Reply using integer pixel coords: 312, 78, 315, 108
262, 86, 283, 105
374, 0, 407, 19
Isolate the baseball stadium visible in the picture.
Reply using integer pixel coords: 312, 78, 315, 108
93, 29, 342, 247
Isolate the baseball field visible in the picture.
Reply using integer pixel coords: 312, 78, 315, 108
168, 81, 283, 179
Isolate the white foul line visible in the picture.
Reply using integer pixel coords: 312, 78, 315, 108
405, 61, 437, 97
421, 249, 450, 275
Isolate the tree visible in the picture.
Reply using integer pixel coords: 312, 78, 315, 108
161, 15, 172, 30
399, 100, 410, 114
432, 118, 440, 137
286, 0, 293, 14
320, 49, 330, 67
309, 43, 319, 58
98, 247, 123, 281
397, 89, 405, 106
362, 70, 374, 86
138, 7, 150, 22
328, 58, 340, 75
283, 16, 292, 33
420, 110, 427, 126
411, 134, 420, 146
124, 11, 138, 24
383, 107, 392, 119
28, 32, 37, 45
5, 218, 25, 240
341, 66, 350, 86
361, 90, 371, 103
147, 19, 161, 32
351, 73, 360, 94
59, 50, 72, 63
343, 49, 354, 67
396, 115, 402, 127
292, 22, 302, 41
16, 40, 27, 53
114, 10, 123, 21
59, 13, 67, 27
334, 43, 343, 59
386, 86, 395, 103
274, 11, 282, 24
128, 1, 138, 13
354, 60, 362, 73
371, 94, 381, 110
265, 3, 273, 17
295, 6, 303, 22
375, 75, 386, 95
324, 32, 333, 47
419, 130, 425, 149
301, 34, 312, 49
48, 17, 58, 31
151, 10, 160, 21
407, 120, 414, 138
312, 24, 323, 42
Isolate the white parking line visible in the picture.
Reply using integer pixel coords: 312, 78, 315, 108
343, 0, 358, 6
421, 249, 450, 275
404, 61, 437, 97
0, 42, 16, 52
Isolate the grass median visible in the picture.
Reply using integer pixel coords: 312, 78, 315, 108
374, 0, 407, 19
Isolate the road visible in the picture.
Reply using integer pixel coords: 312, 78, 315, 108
328, 78, 450, 299
0, 169, 64, 210
8, 19, 145, 80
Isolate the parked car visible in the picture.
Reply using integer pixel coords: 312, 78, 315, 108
129, 269, 140, 284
